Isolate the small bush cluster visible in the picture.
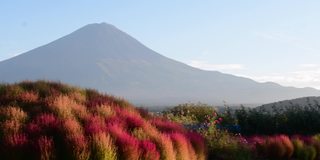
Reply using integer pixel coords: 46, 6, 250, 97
248, 134, 320, 160
163, 104, 251, 159
0, 81, 206, 160
163, 102, 216, 124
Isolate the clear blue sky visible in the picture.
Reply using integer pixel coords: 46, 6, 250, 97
1, 1, 320, 88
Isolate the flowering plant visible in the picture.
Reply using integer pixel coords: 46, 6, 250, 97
204, 112, 223, 130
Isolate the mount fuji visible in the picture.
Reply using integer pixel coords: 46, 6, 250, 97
1, 23, 319, 106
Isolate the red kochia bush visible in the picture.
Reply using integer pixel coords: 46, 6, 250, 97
125, 115, 144, 129
2, 133, 29, 159
62, 118, 82, 135
170, 132, 191, 160
139, 140, 160, 160
279, 135, 294, 158
253, 135, 294, 159
91, 132, 117, 160
108, 124, 141, 160
32, 113, 59, 136
4, 133, 28, 148
152, 118, 186, 133
37, 136, 55, 160
84, 115, 106, 135
265, 136, 287, 158
35, 114, 58, 128
186, 132, 207, 160
65, 133, 90, 160
0, 81, 206, 160
19, 91, 39, 103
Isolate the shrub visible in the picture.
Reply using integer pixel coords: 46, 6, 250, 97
105, 115, 124, 127
25, 122, 42, 137
34, 113, 59, 132
3, 133, 29, 159
108, 124, 141, 160
19, 91, 39, 103
124, 113, 145, 130
84, 115, 106, 135
292, 138, 317, 160
293, 138, 305, 158
67, 90, 86, 104
37, 136, 55, 160
252, 135, 293, 159
152, 118, 185, 133
163, 103, 216, 123
4, 133, 28, 147
62, 118, 83, 135
1, 85, 24, 101
69, 103, 89, 121
153, 134, 176, 160
248, 136, 265, 155
187, 140, 198, 160
142, 123, 176, 160
65, 134, 90, 160
265, 136, 287, 159
85, 91, 112, 108
94, 105, 115, 118
279, 135, 294, 158
304, 146, 317, 160
186, 132, 206, 160
139, 140, 160, 160
48, 95, 76, 119
298, 146, 317, 160
1, 120, 22, 135
312, 135, 320, 159
132, 128, 149, 140
170, 133, 191, 160
90, 133, 117, 160
0, 106, 27, 122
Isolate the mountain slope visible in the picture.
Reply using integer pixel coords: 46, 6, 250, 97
1, 23, 320, 106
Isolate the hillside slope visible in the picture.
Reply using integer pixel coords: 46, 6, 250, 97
0, 23, 319, 105
0, 81, 206, 160
257, 96, 320, 111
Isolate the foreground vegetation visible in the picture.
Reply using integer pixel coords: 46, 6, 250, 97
0, 81, 206, 160
2, 81, 320, 160
163, 103, 320, 160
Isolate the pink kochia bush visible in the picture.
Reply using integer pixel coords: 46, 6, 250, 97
139, 140, 160, 160
37, 136, 55, 160
186, 132, 207, 160
262, 135, 294, 159
248, 134, 320, 160
152, 117, 186, 133
108, 124, 141, 160
0, 81, 206, 160
170, 132, 193, 160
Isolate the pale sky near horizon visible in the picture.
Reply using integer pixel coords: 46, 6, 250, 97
1, 1, 320, 89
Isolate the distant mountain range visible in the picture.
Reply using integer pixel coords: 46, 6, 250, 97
257, 96, 320, 111
1, 22, 320, 106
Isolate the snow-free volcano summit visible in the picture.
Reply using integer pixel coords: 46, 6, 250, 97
1, 23, 319, 106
